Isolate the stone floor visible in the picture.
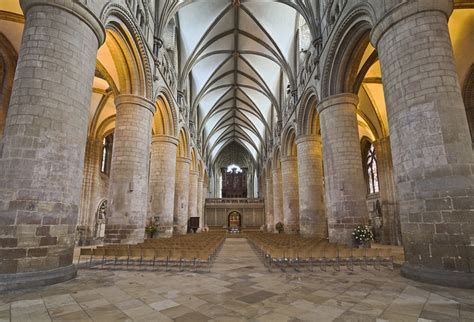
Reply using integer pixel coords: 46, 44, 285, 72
1, 238, 473, 321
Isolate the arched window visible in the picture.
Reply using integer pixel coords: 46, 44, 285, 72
367, 143, 379, 194
101, 134, 113, 175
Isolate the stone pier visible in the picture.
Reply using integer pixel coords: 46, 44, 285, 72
149, 135, 178, 237
281, 156, 300, 233
104, 95, 154, 244
373, 1, 474, 288
0, 0, 104, 290
318, 93, 368, 244
296, 135, 326, 238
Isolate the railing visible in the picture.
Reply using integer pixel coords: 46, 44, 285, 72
205, 198, 264, 204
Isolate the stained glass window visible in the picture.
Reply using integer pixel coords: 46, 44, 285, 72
367, 144, 379, 194
100, 134, 113, 174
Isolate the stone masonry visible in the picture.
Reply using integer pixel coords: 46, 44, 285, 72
104, 95, 154, 244
372, 2, 474, 287
265, 174, 274, 232
174, 157, 190, 234
281, 156, 300, 233
318, 93, 369, 245
188, 170, 199, 220
272, 163, 283, 229
0, 0, 103, 289
78, 138, 102, 243
197, 177, 204, 229
296, 135, 327, 238
148, 135, 178, 237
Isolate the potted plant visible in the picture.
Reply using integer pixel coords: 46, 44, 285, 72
275, 222, 284, 234
145, 219, 158, 238
352, 225, 374, 248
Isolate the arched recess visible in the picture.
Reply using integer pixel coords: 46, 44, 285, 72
100, 3, 153, 99
320, 5, 375, 98
153, 93, 177, 137
463, 65, 474, 145
297, 89, 320, 137
281, 126, 297, 157
0, 33, 17, 138
190, 148, 198, 171
177, 127, 190, 159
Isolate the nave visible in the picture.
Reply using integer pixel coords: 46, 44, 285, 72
1, 238, 473, 321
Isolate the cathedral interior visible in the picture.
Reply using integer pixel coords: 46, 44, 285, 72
0, 0, 473, 320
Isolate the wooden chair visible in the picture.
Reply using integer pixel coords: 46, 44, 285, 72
77, 248, 93, 266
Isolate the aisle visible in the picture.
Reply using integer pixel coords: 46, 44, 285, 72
211, 237, 267, 274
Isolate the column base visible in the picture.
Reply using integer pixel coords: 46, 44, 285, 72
401, 263, 474, 289
0, 265, 77, 292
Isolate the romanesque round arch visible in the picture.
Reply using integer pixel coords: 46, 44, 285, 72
297, 87, 320, 137
154, 87, 179, 137
281, 126, 297, 157
177, 127, 191, 159
320, 4, 376, 99
100, 3, 153, 99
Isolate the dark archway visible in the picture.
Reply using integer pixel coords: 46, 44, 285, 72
228, 211, 242, 228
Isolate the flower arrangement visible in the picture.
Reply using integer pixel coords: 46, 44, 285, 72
275, 222, 284, 234
145, 219, 158, 238
352, 225, 374, 243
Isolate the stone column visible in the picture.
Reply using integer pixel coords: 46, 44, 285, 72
372, 2, 474, 287
0, 0, 104, 290
202, 180, 208, 228
265, 174, 274, 232
104, 95, 155, 244
188, 170, 199, 221
78, 137, 102, 243
149, 135, 178, 237
197, 177, 204, 229
318, 94, 368, 244
174, 157, 190, 234
296, 135, 327, 238
272, 164, 283, 230
373, 137, 400, 245
281, 156, 300, 233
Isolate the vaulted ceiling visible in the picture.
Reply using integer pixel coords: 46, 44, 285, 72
171, 0, 307, 165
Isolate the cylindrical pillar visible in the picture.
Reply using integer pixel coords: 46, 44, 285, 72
174, 157, 190, 234
202, 180, 208, 228
272, 164, 283, 230
78, 137, 102, 243
318, 93, 368, 244
281, 156, 300, 233
188, 170, 199, 220
296, 135, 327, 238
372, 137, 400, 245
149, 135, 178, 237
265, 173, 274, 232
197, 177, 204, 229
104, 95, 155, 244
372, 1, 474, 287
0, 0, 104, 290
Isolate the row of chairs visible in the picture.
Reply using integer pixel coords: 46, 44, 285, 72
246, 232, 393, 272
77, 233, 225, 272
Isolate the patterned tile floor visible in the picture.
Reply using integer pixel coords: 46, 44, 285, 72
1, 238, 473, 321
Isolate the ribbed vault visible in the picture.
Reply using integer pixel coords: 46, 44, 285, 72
158, 0, 315, 167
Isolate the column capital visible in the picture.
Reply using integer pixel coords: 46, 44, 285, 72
20, 0, 105, 46
152, 135, 179, 146
370, 0, 453, 48
190, 170, 199, 176
281, 156, 297, 163
296, 134, 321, 145
317, 93, 358, 115
115, 94, 156, 114
176, 156, 191, 164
